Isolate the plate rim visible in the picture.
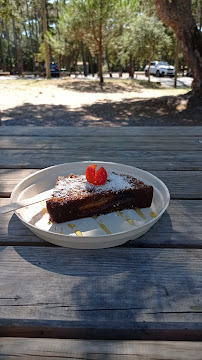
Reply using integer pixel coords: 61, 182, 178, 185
11, 160, 170, 241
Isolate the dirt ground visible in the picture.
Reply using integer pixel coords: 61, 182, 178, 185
0, 78, 202, 126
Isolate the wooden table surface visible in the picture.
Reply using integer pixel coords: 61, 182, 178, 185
0, 126, 202, 359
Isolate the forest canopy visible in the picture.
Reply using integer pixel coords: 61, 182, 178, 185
0, 0, 201, 91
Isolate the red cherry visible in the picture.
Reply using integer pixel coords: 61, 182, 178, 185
86, 165, 107, 185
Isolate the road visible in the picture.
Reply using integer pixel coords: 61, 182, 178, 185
101, 72, 192, 88
0, 73, 193, 89
134, 73, 192, 88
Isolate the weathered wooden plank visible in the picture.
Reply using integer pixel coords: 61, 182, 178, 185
0, 169, 35, 197
0, 338, 202, 360
0, 198, 202, 247
1, 126, 202, 137
1, 136, 202, 151
0, 198, 48, 245
151, 171, 202, 199
1, 169, 202, 199
1, 247, 202, 339
0, 149, 202, 170
1, 318, 202, 341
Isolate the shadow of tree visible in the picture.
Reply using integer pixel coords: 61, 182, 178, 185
1, 95, 202, 126
10, 210, 174, 275
56, 78, 161, 93
80, 95, 202, 126
2, 103, 86, 127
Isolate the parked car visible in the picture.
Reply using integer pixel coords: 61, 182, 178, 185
145, 61, 175, 77
43, 62, 60, 77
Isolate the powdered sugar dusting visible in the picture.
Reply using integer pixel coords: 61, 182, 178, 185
52, 171, 138, 200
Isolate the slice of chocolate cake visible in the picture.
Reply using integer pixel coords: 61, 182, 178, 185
46, 171, 153, 223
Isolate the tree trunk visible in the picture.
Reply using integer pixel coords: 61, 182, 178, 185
12, 17, 19, 73
81, 41, 88, 76
118, 61, 122, 77
88, 50, 94, 77
27, 2, 35, 71
147, 57, 152, 83
106, 48, 112, 77
37, 4, 42, 38
73, 49, 79, 76
56, 0, 62, 70
129, 54, 134, 79
23, 23, 28, 39
155, 0, 202, 93
200, 0, 202, 30
41, 0, 51, 79
0, 35, 7, 71
12, 19, 23, 76
182, 63, 185, 76
66, 55, 71, 75
65, 39, 71, 75
18, 33, 24, 76
98, 20, 103, 83
58, 54, 61, 70
118, 24, 123, 77
34, 7, 39, 50
174, 39, 179, 88
5, 25, 12, 72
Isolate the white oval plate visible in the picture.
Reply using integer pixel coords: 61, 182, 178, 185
11, 161, 170, 249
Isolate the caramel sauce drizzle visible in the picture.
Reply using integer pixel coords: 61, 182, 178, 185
98, 220, 111, 234
92, 216, 111, 234
59, 227, 64, 234
68, 223, 83, 236
135, 208, 146, 219
150, 211, 157, 218
118, 211, 135, 226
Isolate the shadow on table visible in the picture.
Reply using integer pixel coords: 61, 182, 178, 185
10, 217, 174, 326
6, 210, 201, 335
9, 210, 173, 276
0, 246, 8, 254
5, 213, 48, 246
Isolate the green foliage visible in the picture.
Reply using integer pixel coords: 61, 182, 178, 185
192, 0, 202, 29
107, 7, 171, 70
35, 43, 45, 63
133, 15, 171, 61
0, 0, 42, 72
0, 0, 191, 73
58, 0, 116, 55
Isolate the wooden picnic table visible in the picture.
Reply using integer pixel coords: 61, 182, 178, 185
0, 126, 202, 358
